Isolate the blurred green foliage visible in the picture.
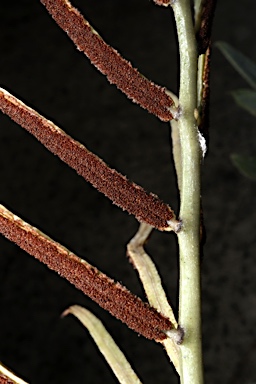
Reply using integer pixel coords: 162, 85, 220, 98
217, 42, 256, 180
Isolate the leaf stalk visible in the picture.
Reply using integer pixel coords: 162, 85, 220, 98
172, 0, 204, 383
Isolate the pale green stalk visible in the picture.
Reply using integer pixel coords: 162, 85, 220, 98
127, 223, 181, 374
172, 1, 203, 383
63, 306, 142, 384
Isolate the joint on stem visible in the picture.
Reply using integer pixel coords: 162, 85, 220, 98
164, 325, 185, 345
167, 218, 183, 233
170, 104, 182, 121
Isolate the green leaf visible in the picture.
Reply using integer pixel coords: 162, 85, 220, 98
231, 154, 256, 181
63, 306, 142, 384
216, 42, 256, 90
230, 89, 256, 117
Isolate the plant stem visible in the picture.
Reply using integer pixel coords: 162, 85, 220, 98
172, 1, 204, 383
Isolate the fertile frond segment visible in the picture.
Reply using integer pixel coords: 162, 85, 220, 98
0, 375, 14, 384
197, 46, 211, 146
40, 0, 177, 122
196, 0, 216, 55
0, 88, 180, 232
153, 0, 173, 6
0, 363, 28, 384
0, 204, 174, 341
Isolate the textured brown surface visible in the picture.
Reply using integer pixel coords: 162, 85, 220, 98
0, 89, 178, 232
198, 46, 211, 146
0, 205, 173, 341
196, 0, 216, 55
40, 0, 175, 122
1, 1, 255, 383
153, 0, 172, 6
0, 376, 14, 384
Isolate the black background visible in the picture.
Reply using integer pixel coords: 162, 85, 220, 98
0, 1, 256, 383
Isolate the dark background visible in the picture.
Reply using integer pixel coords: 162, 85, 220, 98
0, 1, 256, 383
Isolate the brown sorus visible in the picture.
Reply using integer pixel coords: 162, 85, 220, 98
40, 0, 175, 122
0, 205, 173, 341
0, 88, 179, 231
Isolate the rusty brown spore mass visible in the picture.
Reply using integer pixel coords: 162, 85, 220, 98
153, 0, 172, 6
0, 375, 14, 384
196, 0, 216, 55
40, 0, 175, 122
0, 89, 177, 231
0, 205, 173, 341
